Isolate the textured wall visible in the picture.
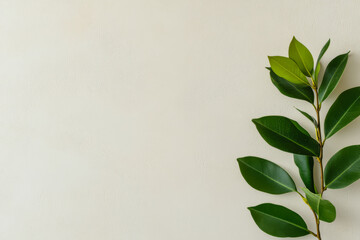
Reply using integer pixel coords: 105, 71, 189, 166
1, 1, 360, 239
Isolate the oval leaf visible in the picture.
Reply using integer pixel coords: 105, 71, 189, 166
313, 39, 330, 84
294, 155, 316, 193
318, 52, 349, 103
237, 156, 296, 194
289, 37, 314, 77
248, 203, 309, 238
269, 68, 314, 103
302, 188, 336, 223
324, 87, 360, 139
325, 145, 360, 189
268, 56, 310, 85
252, 116, 320, 156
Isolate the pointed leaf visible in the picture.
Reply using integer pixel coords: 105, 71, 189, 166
318, 52, 349, 102
296, 108, 317, 127
294, 155, 315, 193
324, 87, 360, 139
269, 68, 314, 103
289, 37, 314, 77
302, 188, 336, 223
237, 156, 296, 194
325, 145, 360, 189
252, 116, 320, 156
268, 56, 310, 85
248, 203, 310, 238
313, 39, 330, 84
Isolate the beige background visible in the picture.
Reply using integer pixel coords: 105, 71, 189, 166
1, 0, 360, 239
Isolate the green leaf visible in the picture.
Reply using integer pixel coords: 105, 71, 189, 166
313, 39, 330, 84
269, 68, 314, 103
237, 156, 296, 194
324, 87, 360, 139
248, 203, 310, 238
290, 119, 312, 137
318, 52, 349, 103
325, 145, 360, 189
289, 37, 314, 77
294, 155, 316, 193
302, 188, 336, 223
252, 116, 320, 156
296, 108, 317, 127
268, 56, 310, 85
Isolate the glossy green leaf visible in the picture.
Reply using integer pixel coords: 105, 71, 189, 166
325, 145, 360, 189
302, 188, 336, 223
294, 155, 316, 193
252, 116, 320, 156
313, 39, 330, 84
269, 68, 314, 103
324, 87, 360, 139
318, 52, 349, 102
268, 56, 310, 85
237, 156, 296, 194
296, 108, 317, 127
289, 37, 314, 77
248, 203, 310, 238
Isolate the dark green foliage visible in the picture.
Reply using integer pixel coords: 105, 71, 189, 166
236, 37, 357, 239
296, 108, 317, 127
318, 52, 349, 103
248, 203, 310, 237
238, 156, 296, 194
324, 87, 360, 139
252, 116, 320, 156
325, 145, 360, 189
294, 155, 315, 193
269, 68, 314, 103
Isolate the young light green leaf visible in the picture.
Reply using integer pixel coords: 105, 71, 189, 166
302, 188, 336, 223
237, 156, 296, 194
269, 68, 314, 103
268, 56, 310, 85
313, 39, 330, 84
325, 145, 360, 189
248, 203, 310, 238
318, 52, 349, 102
252, 116, 320, 156
289, 37, 314, 77
296, 108, 317, 127
294, 155, 316, 193
324, 87, 360, 139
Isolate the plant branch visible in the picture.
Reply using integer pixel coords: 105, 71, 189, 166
311, 80, 324, 240
313, 85, 325, 195
296, 191, 321, 239
314, 215, 321, 240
